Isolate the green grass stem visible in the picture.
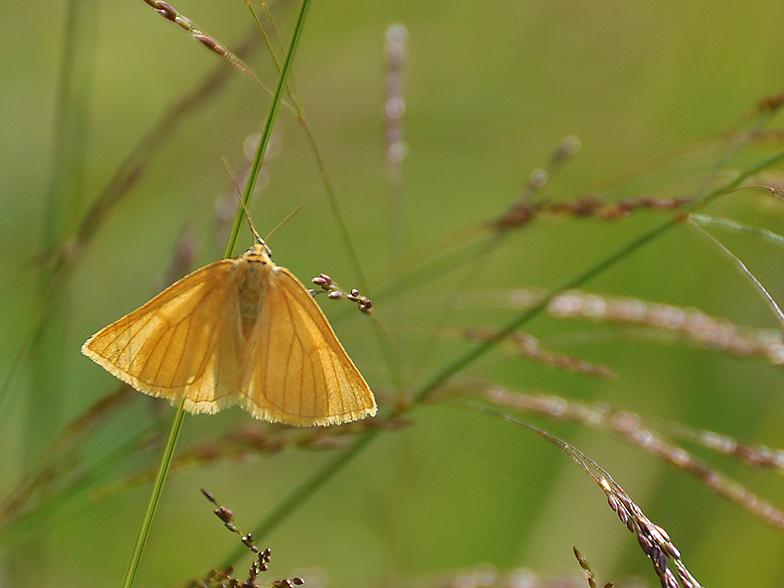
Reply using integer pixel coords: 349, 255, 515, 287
120, 401, 186, 588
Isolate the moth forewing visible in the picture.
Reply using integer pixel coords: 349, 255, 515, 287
81, 259, 247, 417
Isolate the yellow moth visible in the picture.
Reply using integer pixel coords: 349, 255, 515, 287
82, 238, 376, 427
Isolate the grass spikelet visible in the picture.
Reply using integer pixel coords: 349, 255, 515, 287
142, 0, 256, 77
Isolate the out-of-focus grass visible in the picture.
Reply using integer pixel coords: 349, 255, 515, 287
2, 1, 784, 587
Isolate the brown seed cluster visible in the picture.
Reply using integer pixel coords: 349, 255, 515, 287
464, 329, 615, 379
143, 0, 252, 76
311, 274, 373, 313
492, 194, 693, 231
548, 290, 784, 364
192, 489, 305, 588
602, 480, 700, 588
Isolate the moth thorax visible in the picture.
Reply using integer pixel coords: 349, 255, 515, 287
237, 263, 269, 339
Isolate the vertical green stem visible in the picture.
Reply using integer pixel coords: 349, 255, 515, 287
119, 402, 185, 588
119, 1, 312, 586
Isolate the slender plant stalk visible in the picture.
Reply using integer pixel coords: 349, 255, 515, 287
120, 403, 186, 588
689, 218, 784, 328
691, 213, 784, 247
119, 2, 313, 586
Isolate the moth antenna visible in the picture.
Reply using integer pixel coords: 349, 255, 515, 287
245, 207, 264, 246
222, 156, 265, 246
265, 173, 325, 242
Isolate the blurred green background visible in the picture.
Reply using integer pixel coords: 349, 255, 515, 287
3, 1, 784, 587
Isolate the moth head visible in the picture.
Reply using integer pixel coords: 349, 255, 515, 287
256, 237, 273, 258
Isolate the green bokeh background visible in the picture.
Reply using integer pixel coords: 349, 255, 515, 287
2, 1, 784, 586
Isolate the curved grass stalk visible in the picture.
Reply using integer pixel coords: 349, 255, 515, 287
691, 213, 784, 248
688, 217, 784, 330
